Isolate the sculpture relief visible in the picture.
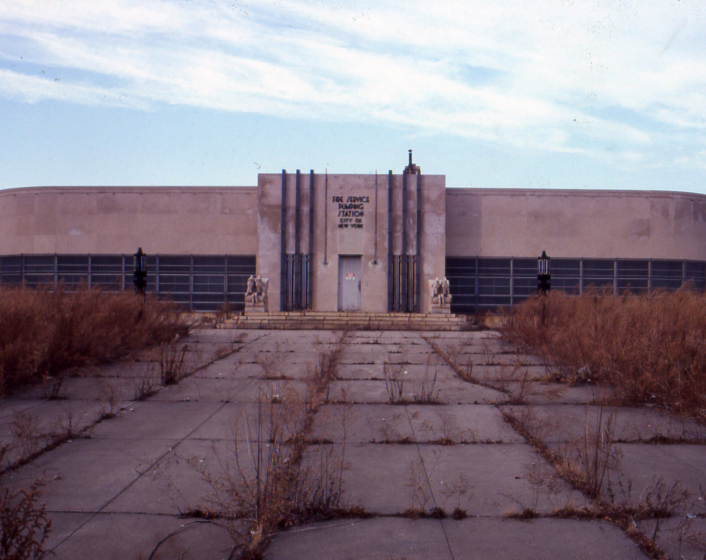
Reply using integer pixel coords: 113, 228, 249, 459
245, 275, 269, 312
429, 276, 452, 312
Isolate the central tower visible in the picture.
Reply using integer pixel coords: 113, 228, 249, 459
255, 161, 445, 313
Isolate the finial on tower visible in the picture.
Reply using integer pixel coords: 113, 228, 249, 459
404, 149, 420, 175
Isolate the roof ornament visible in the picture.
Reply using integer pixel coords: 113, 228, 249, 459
404, 149, 420, 175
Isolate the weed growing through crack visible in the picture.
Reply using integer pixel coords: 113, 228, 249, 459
97, 383, 122, 420
133, 374, 158, 401
384, 361, 406, 405
413, 354, 441, 404
405, 458, 432, 514
257, 343, 287, 380
439, 472, 473, 515
568, 405, 621, 499
502, 405, 697, 559
160, 335, 188, 386
193, 332, 351, 560
491, 363, 538, 405
503, 456, 565, 518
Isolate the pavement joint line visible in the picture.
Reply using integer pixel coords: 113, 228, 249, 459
46, 337, 256, 556
406, 332, 457, 560
49, 399, 231, 554
4, 330, 261, 476
0, 400, 47, 420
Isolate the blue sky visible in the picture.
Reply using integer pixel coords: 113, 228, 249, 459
1, 0, 705, 192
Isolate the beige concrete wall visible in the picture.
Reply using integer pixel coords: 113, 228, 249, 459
5, 183, 706, 308
0, 187, 258, 255
257, 173, 446, 313
446, 189, 706, 260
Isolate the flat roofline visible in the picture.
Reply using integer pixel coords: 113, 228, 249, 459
0, 186, 258, 196
258, 172, 446, 178
2, 184, 704, 201
446, 187, 706, 200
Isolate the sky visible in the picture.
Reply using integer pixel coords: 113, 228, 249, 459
0, 0, 705, 192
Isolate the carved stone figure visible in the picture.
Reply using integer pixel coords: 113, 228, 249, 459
428, 276, 452, 314
429, 276, 452, 306
245, 275, 269, 312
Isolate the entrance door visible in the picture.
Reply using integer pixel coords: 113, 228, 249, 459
338, 256, 362, 311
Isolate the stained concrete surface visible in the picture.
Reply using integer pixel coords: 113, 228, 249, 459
0, 328, 704, 559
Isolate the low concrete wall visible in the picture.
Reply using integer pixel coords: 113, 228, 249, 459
0, 186, 258, 255
446, 188, 706, 260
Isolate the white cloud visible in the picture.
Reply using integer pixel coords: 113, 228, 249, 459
0, 68, 148, 108
0, 0, 704, 167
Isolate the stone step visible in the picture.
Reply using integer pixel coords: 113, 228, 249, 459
217, 311, 475, 331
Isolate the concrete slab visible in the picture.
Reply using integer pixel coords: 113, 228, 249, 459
473, 364, 549, 381
518, 383, 604, 405
327, 380, 394, 404
0, 398, 46, 419
190, 359, 247, 380
50, 512, 234, 560
471, 354, 546, 367
418, 444, 586, 515
3, 437, 178, 512
375, 363, 457, 382
436, 382, 506, 405
609, 444, 706, 503
151, 377, 252, 403
41, 512, 95, 553
501, 404, 706, 444
104, 439, 225, 515
406, 404, 523, 444
310, 404, 413, 444
5, 326, 702, 560
0, 399, 104, 438
215, 362, 263, 378
336, 364, 385, 380
49, 376, 144, 402
335, 444, 432, 514
230, 379, 309, 403
638, 517, 706, 560
265, 517, 452, 560
327, 379, 504, 405
187, 401, 304, 442
89, 401, 225, 440
443, 518, 650, 559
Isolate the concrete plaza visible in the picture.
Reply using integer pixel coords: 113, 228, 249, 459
1, 328, 705, 559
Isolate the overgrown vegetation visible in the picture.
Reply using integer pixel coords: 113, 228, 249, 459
159, 335, 189, 386
501, 288, 706, 420
0, 478, 52, 560
0, 285, 190, 396
194, 332, 350, 560
502, 405, 696, 559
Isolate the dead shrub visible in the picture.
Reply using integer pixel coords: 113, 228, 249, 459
560, 405, 621, 500
501, 288, 706, 419
414, 354, 440, 404
160, 336, 188, 386
0, 479, 52, 560
0, 285, 190, 396
195, 335, 350, 560
383, 362, 406, 404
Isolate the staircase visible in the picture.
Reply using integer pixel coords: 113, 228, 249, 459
216, 311, 475, 331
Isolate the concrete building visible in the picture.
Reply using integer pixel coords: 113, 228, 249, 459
2, 158, 705, 313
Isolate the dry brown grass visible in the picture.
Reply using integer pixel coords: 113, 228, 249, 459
501, 288, 706, 419
0, 285, 190, 396
192, 332, 350, 560
0, 478, 52, 560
